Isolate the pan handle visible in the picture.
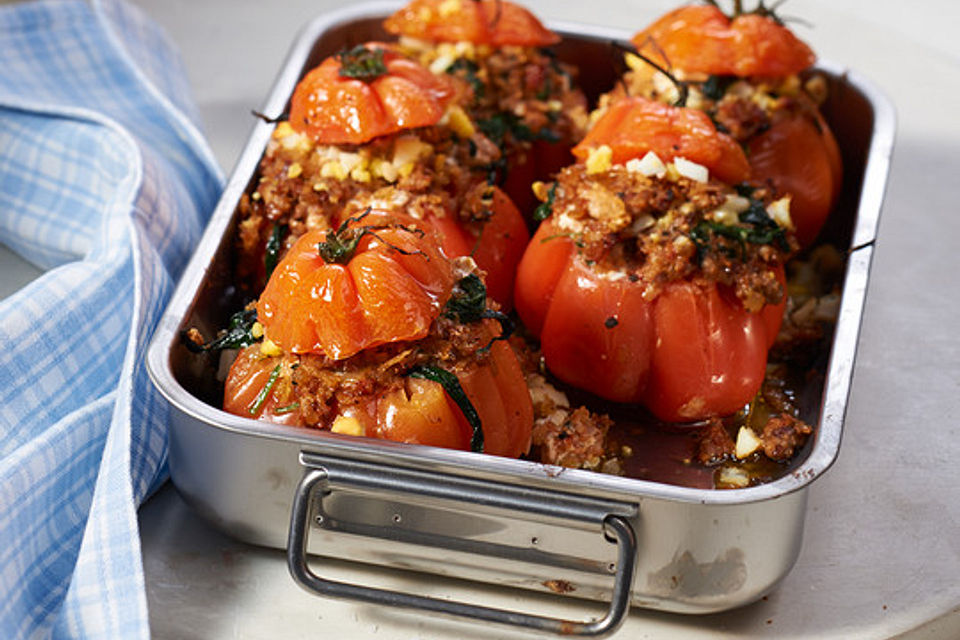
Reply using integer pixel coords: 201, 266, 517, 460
287, 464, 637, 637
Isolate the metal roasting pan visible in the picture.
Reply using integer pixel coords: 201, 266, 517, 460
145, 2, 895, 636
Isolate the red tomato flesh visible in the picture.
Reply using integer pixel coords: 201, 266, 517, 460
384, 0, 560, 47
288, 45, 456, 145
631, 5, 815, 78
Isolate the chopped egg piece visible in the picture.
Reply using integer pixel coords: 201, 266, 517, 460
673, 157, 709, 183
260, 338, 283, 357
392, 136, 431, 167
331, 415, 365, 437
585, 145, 613, 175
429, 54, 456, 74
735, 426, 763, 459
320, 161, 348, 180
443, 105, 476, 139
626, 151, 667, 178
718, 466, 751, 488
711, 194, 752, 225
767, 196, 794, 230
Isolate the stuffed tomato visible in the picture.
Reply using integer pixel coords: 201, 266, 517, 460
224, 209, 533, 458
384, 0, 589, 218
514, 97, 793, 423
600, 4, 841, 246
236, 43, 528, 308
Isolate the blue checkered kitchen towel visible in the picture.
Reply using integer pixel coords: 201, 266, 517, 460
0, 0, 223, 637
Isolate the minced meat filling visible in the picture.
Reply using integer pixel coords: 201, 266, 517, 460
290, 314, 497, 429
542, 164, 793, 310
236, 122, 501, 286
401, 41, 589, 149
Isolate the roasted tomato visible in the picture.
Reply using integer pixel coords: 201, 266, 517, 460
224, 322, 532, 458
227, 210, 533, 457
515, 100, 792, 422
240, 43, 530, 309
384, 0, 559, 47
385, 0, 589, 222
608, 4, 841, 246
516, 212, 787, 423
289, 43, 457, 145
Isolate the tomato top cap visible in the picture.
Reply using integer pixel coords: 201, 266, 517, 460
631, 4, 816, 78
288, 43, 458, 145
572, 96, 751, 184
384, 0, 560, 47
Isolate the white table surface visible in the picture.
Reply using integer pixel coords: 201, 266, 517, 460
5, 0, 960, 637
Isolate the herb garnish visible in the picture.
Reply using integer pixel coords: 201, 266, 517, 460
248, 364, 281, 415
444, 274, 514, 351
265, 223, 287, 281
690, 196, 790, 261
409, 364, 484, 453
533, 182, 557, 222
476, 112, 559, 147
701, 74, 736, 101
475, 112, 558, 183
337, 45, 388, 81
273, 402, 300, 415
447, 58, 485, 99
317, 210, 426, 265
182, 308, 259, 353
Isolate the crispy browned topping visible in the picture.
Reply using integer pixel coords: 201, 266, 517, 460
406, 43, 589, 147
542, 164, 793, 309
291, 314, 497, 429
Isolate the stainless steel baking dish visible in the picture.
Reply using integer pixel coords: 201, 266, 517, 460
146, 3, 895, 636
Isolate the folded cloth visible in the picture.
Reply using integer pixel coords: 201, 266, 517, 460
0, 1, 223, 638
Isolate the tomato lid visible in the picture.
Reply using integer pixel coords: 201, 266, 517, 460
631, 5, 815, 77
573, 97, 751, 184
288, 44, 458, 145
384, 0, 560, 47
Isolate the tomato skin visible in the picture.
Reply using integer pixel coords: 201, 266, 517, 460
514, 221, 781, 422
641, 281, 769, 422
369, 330, 532, 457
384, 0, 560, 47
631, 5, 815, 78
373, 377, 471, 450
539, 256, 656, 403
289, 45, 456, 145
573, 97, 751, 185
466, 187, 530, 309
749, 111, 843, 246
513, 218, 576, 336
502, 141, 577, 222
352, 186, 527, 311
257, 212, 455, 360
223, 347, 303, 426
